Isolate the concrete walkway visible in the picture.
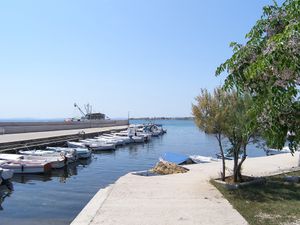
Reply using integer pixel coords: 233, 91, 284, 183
0, 126, 128, 144
71, 152, 300, 225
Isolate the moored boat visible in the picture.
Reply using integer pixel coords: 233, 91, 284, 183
0, 159, 51, 174
0, 154, 66, 169
47, 146, 91, 159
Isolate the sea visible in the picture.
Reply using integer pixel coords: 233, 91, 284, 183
0, 119, 266, 225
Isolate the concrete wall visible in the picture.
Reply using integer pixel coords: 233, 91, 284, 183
0, 120, 129, 134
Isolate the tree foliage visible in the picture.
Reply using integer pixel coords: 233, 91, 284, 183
192, 88, 257, 182
216, 0, 300, 150
192, 88, 228, 180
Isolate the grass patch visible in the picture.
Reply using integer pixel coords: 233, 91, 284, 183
212, 171, 300, 225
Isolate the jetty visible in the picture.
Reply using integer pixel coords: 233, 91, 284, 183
0, 119, 128, 152
71, 152, 300, 225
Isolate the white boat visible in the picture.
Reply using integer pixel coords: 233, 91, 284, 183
67, 141, 86, 149
130, 136, 145, 143
95, 136, 124, 146
189, 155, 219, 163
102, 134, 132, 144
0, 159, 52, 174
79, 140, 116, 151
0, 167, 14, 180
47, 146, 91, 159
136, 132, 152, 141
0, 153, 65, 169
19, 149, 77, 164
266, 146, 291, 155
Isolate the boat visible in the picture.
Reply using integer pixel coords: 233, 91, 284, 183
79, 140, 116, 151
160, 152, 195, 165
102, 134, 132, 144
95, 136, 124, 146
19, 149, 77, 164
265, 146, 295, 155
189, 155, 219, 163
67, 141, 86, 148
47, 146, 91, 159
215, 153, 234, 160
0, 153, 66, 169
114, 131, 145, 143
0, 159, 52, 174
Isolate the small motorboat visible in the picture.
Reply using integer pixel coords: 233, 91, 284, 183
95, 136, 124, 146
0, 159, 52, 174
0, 153, 65, 169
47, 146, 91, 159
189, 155, 219, 163
79, 140, 116, 151
266, 146, 291, 156
103, 134, 132, 144
216, 153, 234, 160
160, 152, 195, 165
130, 136, 145, 143
19, 149, 77, 164
67, 141, 86, 149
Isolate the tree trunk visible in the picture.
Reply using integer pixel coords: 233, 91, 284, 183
237, 145, 247, 182
217, 134, 226, 181
233, 146, 240, 183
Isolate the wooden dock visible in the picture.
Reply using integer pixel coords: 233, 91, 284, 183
0, 125, 128, 153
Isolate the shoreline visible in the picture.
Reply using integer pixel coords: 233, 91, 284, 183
71, 152, 300, 225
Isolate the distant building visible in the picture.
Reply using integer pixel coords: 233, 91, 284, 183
85, 113, 105, 120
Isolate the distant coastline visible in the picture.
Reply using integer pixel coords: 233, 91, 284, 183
129, 117, 194, 121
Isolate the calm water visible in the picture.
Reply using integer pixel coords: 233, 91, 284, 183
0, 120, 266, 225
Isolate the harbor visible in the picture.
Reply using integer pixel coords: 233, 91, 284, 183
1, 0, 299, 224
0, 119, 287, 225
0, 119, 171, 225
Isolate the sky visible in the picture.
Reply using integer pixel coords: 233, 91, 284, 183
0, 0, 283, 119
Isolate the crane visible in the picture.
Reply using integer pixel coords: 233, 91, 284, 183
74, 103, 86, 117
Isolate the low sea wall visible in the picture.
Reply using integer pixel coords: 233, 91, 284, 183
0, 120, 129, 134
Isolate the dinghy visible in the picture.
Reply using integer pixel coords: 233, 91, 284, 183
19, 149, 77, 164
189, 155, 219, 163
0, 154, 65, 169
79, 140, 116, 151
0, 159, 51, 174
47, 146, 91, 159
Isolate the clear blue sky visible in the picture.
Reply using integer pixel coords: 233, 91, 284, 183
0, 0, 282, 119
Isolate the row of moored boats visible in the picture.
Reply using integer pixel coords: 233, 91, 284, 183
0, 124, 166, 185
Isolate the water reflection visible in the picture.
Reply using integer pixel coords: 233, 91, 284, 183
0, 182, 13, 211
12, 158, 92, 184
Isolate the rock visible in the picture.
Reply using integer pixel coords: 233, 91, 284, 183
150, 161, 189, 175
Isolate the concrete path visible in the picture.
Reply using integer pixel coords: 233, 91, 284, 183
0, 126, 128, 144
71, 152, 300, 225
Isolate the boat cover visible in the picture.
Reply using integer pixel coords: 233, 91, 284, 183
161, 152, 192, 165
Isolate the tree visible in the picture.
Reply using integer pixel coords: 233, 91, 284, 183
193, 88, 257, 182
216, 0, 300, 151
192, 88, 228, 181
223, 93, 258, 182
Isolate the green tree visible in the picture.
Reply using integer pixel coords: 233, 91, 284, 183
193, 88, 257, 182
223, 93, 258, 182
192, 88, 228, 181
216, 0, 300, 151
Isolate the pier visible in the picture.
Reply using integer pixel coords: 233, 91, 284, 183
71, 153, 300, 225
0, 125, 128, 153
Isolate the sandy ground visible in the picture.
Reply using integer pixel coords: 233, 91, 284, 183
71, 152, 300, 225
